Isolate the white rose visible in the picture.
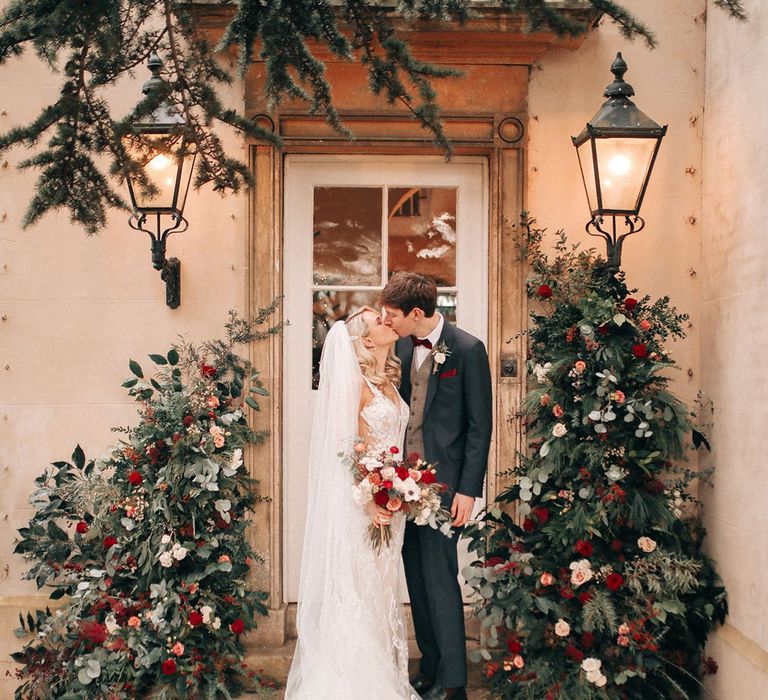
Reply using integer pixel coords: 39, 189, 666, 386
201, 605, 213, 624
212, 617, 222, 629
172, 545, 188, 561
361, 457, 380, 472
532, 362, 552, 383
159, 551, 173, 568
581, 657, 602, 674
554, 619, 571, 637
105, 614, 119, 635
605, 464, 627, 482
637, 536, 657, 553
434, 352, 446, 364
586, 669, 603, 683
552, 422, 568, 438
161, 534, 172, 545
381, 466, 396, 480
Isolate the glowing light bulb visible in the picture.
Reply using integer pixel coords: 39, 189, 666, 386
149, 154, 172, 171
608, 154, 632, 177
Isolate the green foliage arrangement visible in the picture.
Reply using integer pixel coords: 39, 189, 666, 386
12, 307, 282, 699
0, 0, 747, 233
463, 219, 727, 699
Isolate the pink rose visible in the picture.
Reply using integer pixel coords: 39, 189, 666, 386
539, 394, 551, 406
618, 623, 630, 635
640, 319, 652, 331
610, 390, 625, 404
618, 635, 630, 647
540, 572, 555, 586
171, 641, 185, 656
213, 435, 225, 448
513, 654, 525, 669
218, 554, 231, 563
552, 404, 564, 418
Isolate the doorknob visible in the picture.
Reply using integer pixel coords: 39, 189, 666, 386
501, 355, 517, 378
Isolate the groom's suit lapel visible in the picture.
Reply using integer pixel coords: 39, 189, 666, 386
423, 320, 454, 420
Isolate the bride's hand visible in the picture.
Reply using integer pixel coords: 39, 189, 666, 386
365, 501, 392, 526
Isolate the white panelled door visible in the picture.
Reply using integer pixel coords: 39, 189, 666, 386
283, 155, 488, 601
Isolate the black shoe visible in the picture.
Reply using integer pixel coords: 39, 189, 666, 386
422, 688, 468, 700
410, 672, 436, 694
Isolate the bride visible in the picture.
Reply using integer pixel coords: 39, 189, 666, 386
285, 307, 419, 700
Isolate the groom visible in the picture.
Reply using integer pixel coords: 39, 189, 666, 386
381, 272, 493, 700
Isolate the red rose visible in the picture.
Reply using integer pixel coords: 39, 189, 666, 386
420, 471, 436, 485
606, 573, 624, 591
507, 638, 522, 654
485, 557, 504, 568
172, 432, 181, 443
103, 536, 117, 549
201, 364, 216, 378
395, 466, 409, 481
560, 587, 574, 600
610, 539, 623, 552
389, 446, 400, 454
189, 611, 204, 627
162, 659, 177, 675
631, 343, 648, 359
624, 297, 638, 311
566, 645, 584, 663
532, 507, 549, 524
537, 284, 553, 299
581, 632, 595, 649
597, 324, 609, 336
230, 618, 245, 635
128, 470, 143, 486
382, 480, 394, 490
76, 521, 88, 534
578, 591, 592, 605
575, 539, 593, 557
374, 490, 390, 507
183, 415, 194, 427
522, 518, 535, 532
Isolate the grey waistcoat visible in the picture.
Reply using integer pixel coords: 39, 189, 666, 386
405, 352, 433, 458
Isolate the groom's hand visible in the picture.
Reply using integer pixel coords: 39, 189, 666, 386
451, 493, 475, 527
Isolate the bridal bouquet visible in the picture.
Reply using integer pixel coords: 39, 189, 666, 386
347, 443, 453, 551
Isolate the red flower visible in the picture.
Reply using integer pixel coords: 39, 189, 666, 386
631, 343, 649, 359
565, 644, 584, 663
382, 480, 394, 490
183, 415, 194, 427
522, 518, 535, 532
172, 432, 182, 443
395, 466, 410, 481
560, 587, 574, 600
389, 446, 400, 454
374, 490, 390, 507
624, 297, 638, 311
537, 284, 553, 299
485, 557, 504, 568
420, 471, 436, 485
578, 591, 592, 605
574, 539, 593, 557
189, 611, 204, 627
507, 638, 522, 654
103, 536, 117, 549
200, 364, 216, 378
128, 470, 143, 486
532, 507, 549, 524
485, 661, 500, 678
581, 632, 595, 649
162, 659, 177, 675
76, 521, 89, 534
230, 618, 245, 635
79, 621, 107, 645
610, 539, 623, 552
597, 324, 609, 336
606, 573, 624, 591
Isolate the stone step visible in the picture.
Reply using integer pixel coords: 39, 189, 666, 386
244, 638, 489, 695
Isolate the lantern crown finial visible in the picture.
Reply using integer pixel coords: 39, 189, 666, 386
604, 52, 635, 99
142, 53, 165, 96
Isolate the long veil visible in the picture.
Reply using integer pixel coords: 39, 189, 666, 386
286, 321, 384, 696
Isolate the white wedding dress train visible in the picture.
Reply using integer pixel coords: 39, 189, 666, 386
285, 322, 419, 700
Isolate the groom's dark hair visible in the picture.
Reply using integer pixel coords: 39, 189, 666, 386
381, 272, 437, 317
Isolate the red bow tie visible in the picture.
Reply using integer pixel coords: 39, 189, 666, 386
411, 336, 433, 349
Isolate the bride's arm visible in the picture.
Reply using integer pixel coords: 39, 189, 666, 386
358, 380, 391, 527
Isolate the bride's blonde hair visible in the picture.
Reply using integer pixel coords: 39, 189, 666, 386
345, 306, 402, 388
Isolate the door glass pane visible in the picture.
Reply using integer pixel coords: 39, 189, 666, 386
388, 187, 457, 286
437, 292, 457, 324
312, 290, 381, 389
313, 187, 382, 285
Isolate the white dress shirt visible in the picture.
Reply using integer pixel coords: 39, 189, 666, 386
413, 313, 444, 370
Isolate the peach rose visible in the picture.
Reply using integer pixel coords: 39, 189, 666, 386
172, 641, 185, 656
539, 394, 551, 406
127, 616, 141, 629
409, 469, 422, 482
554, 619, 571, 637
513, 655, 525, 669
213, 435, 225, 448
640, 319, 652, 331
552, 404, 564, 418
610, 390, 626, 404
218, 554, 231, 563
368, 472, 383, 486
618, 623, 630, 635
386, 497, 403, 512
618, 635, 630, 647
207, 396, 220, 408
540, 572, 555, 586
574, 360, 587, 374
637, 536, 657, 553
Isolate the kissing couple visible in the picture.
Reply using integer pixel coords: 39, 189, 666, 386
286, 272, 493, 700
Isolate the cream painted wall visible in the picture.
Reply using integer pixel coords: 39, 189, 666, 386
701, 0, 768, 696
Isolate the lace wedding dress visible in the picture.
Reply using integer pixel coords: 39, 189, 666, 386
285, 322, 419, 700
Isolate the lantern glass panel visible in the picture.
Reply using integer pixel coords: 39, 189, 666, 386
576, 139, 599, 214
594, 137, 657, 213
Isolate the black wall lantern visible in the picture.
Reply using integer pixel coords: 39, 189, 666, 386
123, 53, 196, 308
572, 52, 667, 271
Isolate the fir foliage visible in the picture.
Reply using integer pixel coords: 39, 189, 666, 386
11, 309, 283, 699
463, 217, 727, 699
0, 0, 748, 233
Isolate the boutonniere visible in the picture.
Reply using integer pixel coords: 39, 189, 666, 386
431, 341, 451, 375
